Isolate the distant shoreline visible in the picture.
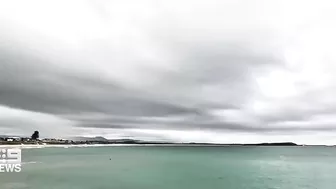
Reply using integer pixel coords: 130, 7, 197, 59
0, 141, 299, 146
3, 136, 334, 147
1, 138, 335, 148
0, 143, 334, 149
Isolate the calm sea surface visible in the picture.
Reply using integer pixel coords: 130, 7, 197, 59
0, 146, 335, 189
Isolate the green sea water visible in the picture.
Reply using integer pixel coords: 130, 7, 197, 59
1, 146, 335, 189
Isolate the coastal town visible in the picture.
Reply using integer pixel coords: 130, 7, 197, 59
0, 131, 175, 145
0, 133, 150, 145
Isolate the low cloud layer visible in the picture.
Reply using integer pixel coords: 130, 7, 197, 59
1, 0, 336, 144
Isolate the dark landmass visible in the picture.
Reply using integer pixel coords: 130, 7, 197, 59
242, 142, 298, 146
0, 136, 303, 146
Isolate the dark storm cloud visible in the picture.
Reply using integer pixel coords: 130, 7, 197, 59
0, 47, 196, 116
0, 23, 282, 133
0, 25, 331, 134
1, 0, 336, 144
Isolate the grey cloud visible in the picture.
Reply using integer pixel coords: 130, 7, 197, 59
0, 48, 196, 117
69, 110, 336, 133
1, 0, 336, 144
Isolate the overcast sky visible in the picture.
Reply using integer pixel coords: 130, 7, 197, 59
1, 0, 336, 144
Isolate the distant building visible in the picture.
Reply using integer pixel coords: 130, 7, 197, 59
41, 138, 71, 144
21, 137, 31, 142
5, 137, 21, 142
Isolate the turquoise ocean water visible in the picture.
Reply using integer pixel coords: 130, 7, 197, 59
0, 146, 335, 189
